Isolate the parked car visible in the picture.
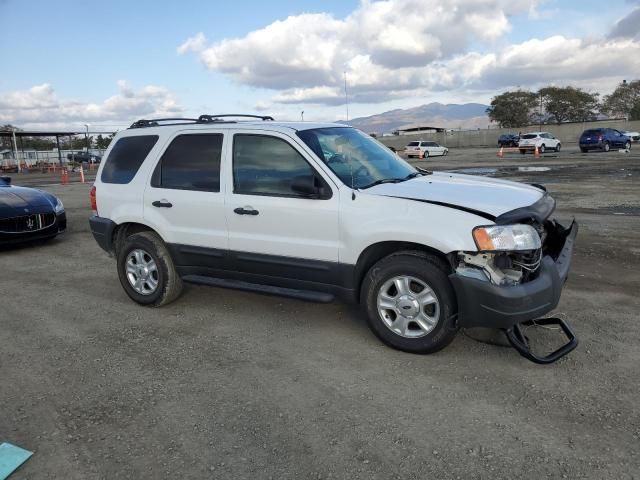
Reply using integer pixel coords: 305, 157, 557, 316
579, 128, 632, 152
67, 151, 102, 163
621, 130, 640, 143
89, 114, 578, 362
497, 133, 519, 147
0, 176, 66, 246
405, 141, 448, 158
518, 132, 561, 154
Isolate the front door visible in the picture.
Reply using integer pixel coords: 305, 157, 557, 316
224, 131, 340, 284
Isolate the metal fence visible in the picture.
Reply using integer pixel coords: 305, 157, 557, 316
1, 149, 107, 170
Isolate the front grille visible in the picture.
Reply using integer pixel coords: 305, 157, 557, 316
0, 212, 56, 233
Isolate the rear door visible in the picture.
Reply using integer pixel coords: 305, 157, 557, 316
143, 131, 228, 262
224, 130, 340, 283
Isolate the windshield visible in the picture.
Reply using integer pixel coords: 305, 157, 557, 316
297, 127, 417, 189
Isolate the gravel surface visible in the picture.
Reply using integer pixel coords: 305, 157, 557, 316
1, 145, 639, 479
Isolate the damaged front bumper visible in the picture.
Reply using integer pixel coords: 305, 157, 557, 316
450, 220, 577, 329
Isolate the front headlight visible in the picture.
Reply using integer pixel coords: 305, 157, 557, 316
54, 197, 64, 214
472, 224, 541, 251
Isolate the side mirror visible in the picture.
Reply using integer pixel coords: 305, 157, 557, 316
291, 174, 328, 198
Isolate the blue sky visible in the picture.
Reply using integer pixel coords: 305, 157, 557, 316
1, 0, 638, 129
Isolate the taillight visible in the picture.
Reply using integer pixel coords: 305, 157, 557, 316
598, 135, 603, 141
90, 185, 97, 213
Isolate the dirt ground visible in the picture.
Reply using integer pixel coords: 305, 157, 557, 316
1, 145, 639, 479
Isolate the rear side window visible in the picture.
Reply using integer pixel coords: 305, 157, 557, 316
153, 134, 222, 192
233, 134, 316, 197
521, 134, 537, 139
101, 135, 158, 184
407, 141, 420, 146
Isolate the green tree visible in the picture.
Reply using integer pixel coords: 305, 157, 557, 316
602, 80, 640, 119
539, 86, 599, 124
95, 134, 114, 149
486, 90, 538, 128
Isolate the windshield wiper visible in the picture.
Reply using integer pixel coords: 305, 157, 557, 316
359, 178, 405, 189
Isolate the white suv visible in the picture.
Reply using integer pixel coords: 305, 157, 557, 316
518, 132, 561, 154
89, 115, 578, 362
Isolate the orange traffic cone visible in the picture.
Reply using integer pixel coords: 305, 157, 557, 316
534, 145, 540, 158
80, 164, 85, 183
497, 147, 504, 158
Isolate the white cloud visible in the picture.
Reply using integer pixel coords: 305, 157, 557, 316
0, 81, 182, 128
178, 0, 640, 107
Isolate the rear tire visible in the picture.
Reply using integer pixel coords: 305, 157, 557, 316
423, 150, 429, 158
580, 147, 588, 153
361, 251, 458, 354
625, 141, 631, 151
539, 144, 546, 154
555, 143, 561, 152
603, 142, 610, 152
520, 149, 526, 155
117, 231, 183, 307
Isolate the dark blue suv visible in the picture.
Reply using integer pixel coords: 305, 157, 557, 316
497, 133, 519, 147
579, 128, 631, 152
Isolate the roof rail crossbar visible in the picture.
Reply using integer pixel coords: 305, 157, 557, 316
129, 118, 201, 129
129, 114, 274, 129
198, 114, 274, 122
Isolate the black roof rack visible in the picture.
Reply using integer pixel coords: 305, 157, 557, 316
129, 114, 274, 129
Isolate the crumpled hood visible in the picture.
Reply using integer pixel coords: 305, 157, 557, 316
364, 172, 545, 218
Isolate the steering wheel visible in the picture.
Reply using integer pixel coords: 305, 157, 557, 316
353, 165, 370, 178
326, 153, 345, 165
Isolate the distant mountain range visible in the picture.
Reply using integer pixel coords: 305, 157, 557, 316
340, 102, 490, 134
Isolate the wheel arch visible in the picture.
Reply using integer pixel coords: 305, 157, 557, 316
112, 221, 164, 257
353, 240, 452, 303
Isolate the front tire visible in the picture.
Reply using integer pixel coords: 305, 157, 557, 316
555, 143, 561, 152
625, 141, 631, 150
580, 147, 588, 153
117, 231, 183, 307
361, 251, 458, 354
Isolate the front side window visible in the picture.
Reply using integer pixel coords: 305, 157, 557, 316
154, 134, 222, 192
101, 135, 158, 184
297, 127, 416, 189
233, 134, 318, 197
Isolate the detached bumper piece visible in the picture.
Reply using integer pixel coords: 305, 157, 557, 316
504, 318, 578, 364
451, 220, 578, 364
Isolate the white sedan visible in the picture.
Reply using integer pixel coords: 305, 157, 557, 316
405, 141, 449, 158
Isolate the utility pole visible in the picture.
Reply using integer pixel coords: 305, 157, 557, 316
11, 127, 20, 173
84, 124, 90, 153
539, 93, 543, 130
344, 71, 349, 122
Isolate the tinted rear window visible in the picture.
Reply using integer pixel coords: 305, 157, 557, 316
153, 134, 222, 192
101, 135, 158, 184
407, 141, 420, 146
582, 129, 603, 135
521, 134, 537, 139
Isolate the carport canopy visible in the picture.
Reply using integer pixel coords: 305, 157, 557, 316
0, 129, 115, 165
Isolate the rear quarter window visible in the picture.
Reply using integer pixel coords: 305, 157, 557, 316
101, 135, 159, 184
